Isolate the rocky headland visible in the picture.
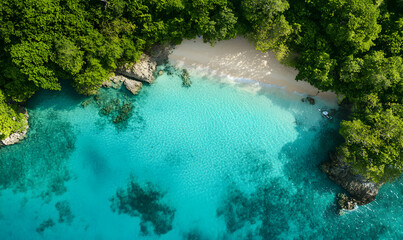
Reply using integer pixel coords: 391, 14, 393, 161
117, 54, 157, 84
103, 44, 173, 95
321, 152, 382, 210
103, 75, 143, 95
116, 44, 173, 84
0, 109, 29, 146
2, 44, 173, 147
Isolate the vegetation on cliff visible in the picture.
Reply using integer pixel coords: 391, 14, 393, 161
0, 0, 401, 182
0, 90, 26, 140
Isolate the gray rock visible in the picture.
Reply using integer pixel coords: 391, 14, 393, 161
306, 96, 315, 105
102, 80, 112, 88
110, 75, 127, 84
321, 152, 381, 205
116, 44, 173, 84
110, 75, 142, 95
124, 79, 142, 95
338, 209, 346, 216
337, 193, 357, 210
0, 110, 29, 146
117, 54, 157, 84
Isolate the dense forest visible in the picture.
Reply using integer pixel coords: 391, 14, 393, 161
0, 0, 402, 183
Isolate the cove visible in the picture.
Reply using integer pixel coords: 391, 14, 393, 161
0, 68, 402, 239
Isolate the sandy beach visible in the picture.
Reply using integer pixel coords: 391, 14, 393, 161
169, 37, 338, 104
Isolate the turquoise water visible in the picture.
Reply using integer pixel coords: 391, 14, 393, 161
0, 67, 402, 239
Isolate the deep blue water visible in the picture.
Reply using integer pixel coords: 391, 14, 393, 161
0, 67, 402, 239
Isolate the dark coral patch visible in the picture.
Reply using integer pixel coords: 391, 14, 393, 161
110, 176, 175, 236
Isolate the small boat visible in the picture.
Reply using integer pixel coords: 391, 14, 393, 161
318, 109, 333, 119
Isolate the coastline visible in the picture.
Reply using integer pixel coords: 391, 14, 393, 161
169, 37, 338, 105
0, 109, 29, 147
167, 37, 382, 208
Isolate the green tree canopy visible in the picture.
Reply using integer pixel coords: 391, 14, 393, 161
339, 100, 403, 183
0, 90, 27, 140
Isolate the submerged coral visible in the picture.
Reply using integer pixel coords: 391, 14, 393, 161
110, 176, 175, 236
217, 185, 259, 233
87, 88, 141, 129
81, 98, 93, 108
0, 110, 75, 199
157, 64, 192, 88
55, 200, 74, 224
36, 218, 55, 233
183, 229, 208, 240
181, 69, 191, 87
217, 180, 291, 239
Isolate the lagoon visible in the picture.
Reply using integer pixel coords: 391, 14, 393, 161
0, 68, 402, 239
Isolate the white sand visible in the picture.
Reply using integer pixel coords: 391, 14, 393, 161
169, 37, 338, 104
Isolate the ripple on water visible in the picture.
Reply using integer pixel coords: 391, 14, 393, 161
0, 69, 402, 239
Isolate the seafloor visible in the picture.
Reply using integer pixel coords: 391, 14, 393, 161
0, 66, 402, 239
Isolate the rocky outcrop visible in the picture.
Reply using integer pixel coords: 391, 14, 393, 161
0, 110, 29, 146
124, 79, 142, 95
301, 96, 315, 105
321, 152, 382, 205
337, 193, 357, 211
117, 54, 157, 84
306, 96, 315, 105
102, 79, 112, 88
108, 75, 143, 95
117, 44, 173, 84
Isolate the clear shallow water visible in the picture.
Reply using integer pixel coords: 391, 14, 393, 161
0, 68, 402, 239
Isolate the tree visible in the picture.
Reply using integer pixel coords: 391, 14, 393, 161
295, 50, 337, 91
339, 52, 403, 100
339, 104, 403, 183
0, 90, 27, 140
201, 5, 238, 43
239, 0, 293, 59
10, 41, 60, 91
306, 0, 381, 55
53, 39, 85, 75
73, 57, 109, 95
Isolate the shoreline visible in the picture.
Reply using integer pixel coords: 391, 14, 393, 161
168, 37, 338, 105
167, 37, 380, 208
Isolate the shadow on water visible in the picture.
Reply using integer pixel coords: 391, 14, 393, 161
212, 84, 397, 238
254, 85, 347, 192
27, 80, 87, 112
83, 145, 109, 176
217, 172, 393, 239
215, 94, 401, 239
0, 79, 145, 199
222, 148, 274, 193
280, 125, 344, 192
276, 104, 401, 238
